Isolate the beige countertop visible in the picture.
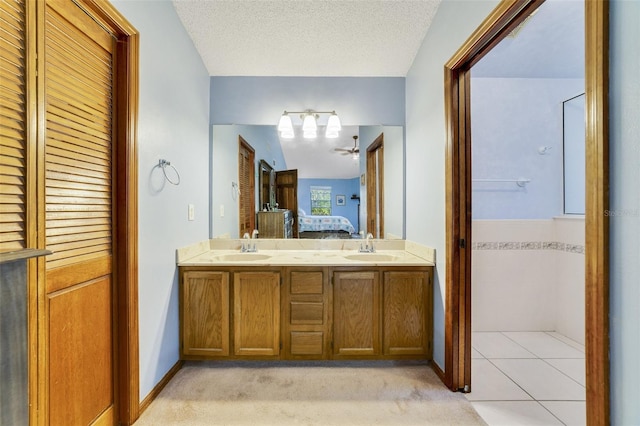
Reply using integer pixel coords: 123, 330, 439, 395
177, 239, 435, 267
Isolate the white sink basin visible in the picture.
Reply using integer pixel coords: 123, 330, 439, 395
344, 254, 398, 262
216, 253, 271, 262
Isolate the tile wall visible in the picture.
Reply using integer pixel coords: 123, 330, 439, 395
471, 217, 585, 344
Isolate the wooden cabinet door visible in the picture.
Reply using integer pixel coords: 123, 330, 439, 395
233, 272, 280, 356
383, 271, 431, 356
332, 271, 380, 357
181, 271, 230, 357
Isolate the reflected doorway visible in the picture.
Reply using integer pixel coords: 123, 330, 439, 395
366, 134, 384, 238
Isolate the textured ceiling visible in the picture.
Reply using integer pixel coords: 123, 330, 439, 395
172, 0, 441, 77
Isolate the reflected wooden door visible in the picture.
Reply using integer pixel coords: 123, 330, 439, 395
275, 169, 298, 237
43, 0, 117, 423
238, 137, 255, 237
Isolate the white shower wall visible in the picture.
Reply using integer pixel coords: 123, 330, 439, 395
472, 217, 585, 345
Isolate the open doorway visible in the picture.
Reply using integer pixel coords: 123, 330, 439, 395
466, 1, 586, 422
444, 0, 609, 424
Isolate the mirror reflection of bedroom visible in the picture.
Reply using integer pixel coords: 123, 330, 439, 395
212, 123, 404, 240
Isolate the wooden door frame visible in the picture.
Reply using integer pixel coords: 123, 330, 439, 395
443, 0, 609, 424
32, 1, 140, 424
366, 134, 384, 238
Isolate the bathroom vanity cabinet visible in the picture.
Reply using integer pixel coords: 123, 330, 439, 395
179, 265, 433, 361
332, 269, 432, 359
181, 270, 281, 359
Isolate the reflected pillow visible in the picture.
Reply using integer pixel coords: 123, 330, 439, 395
298, 208, 306, 217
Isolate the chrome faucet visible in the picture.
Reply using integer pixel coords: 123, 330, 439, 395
241, 230, 258, 252
241, 232, 253, 252
359, 233, 376, 253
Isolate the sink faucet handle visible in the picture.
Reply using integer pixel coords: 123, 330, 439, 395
252, 229, 259, 239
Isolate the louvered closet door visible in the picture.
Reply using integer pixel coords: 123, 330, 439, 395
0, 0, 27, 252
44, 0, 116, 424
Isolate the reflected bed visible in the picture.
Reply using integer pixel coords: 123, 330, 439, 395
298, 214, 355, 237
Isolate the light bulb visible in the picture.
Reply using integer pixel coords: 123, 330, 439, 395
326, 112, 341, 132
280, 129, 294, 139
302, 114, 317, 132
277, 113, 293, 132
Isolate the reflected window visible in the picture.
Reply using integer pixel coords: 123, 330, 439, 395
310, 186, 332, 215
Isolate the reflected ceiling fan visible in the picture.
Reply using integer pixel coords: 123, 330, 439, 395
335, 135, 360, 157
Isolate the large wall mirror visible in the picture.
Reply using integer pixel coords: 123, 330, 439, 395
211, 124, 404, 240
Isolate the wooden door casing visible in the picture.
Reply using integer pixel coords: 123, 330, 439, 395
444, 3, 611, 423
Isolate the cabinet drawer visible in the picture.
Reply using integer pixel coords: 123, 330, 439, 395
290, 332, 324, 355
290, 302, 324, 324
290, 271, 324, 294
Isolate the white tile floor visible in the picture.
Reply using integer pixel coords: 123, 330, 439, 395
467, 331, 586, 426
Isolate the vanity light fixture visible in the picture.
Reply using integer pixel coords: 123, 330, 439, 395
277, 110, 342, 139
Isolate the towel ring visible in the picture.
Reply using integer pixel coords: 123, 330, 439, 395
159, 159, 180, 185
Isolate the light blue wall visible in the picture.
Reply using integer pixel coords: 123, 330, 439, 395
210, 77, 405, 126
110, 0, 211, 402
609, 0, 640, 423
297, 178, 360, 232
211, 125, 287, 238
471, 77, 584, 219
405, 0, 499, 369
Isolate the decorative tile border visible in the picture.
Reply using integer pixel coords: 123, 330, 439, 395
472, 241, 584, 254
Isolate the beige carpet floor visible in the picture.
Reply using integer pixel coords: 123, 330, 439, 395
135, 360, 486, 425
